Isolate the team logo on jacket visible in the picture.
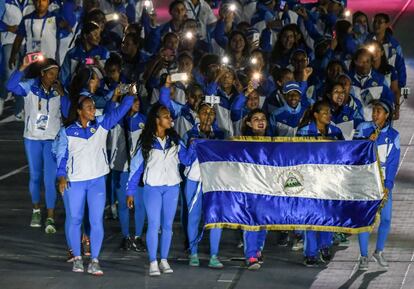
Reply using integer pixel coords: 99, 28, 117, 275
139, 123, 145, 129
277, 169, 304, 195
90, 128, 96, 134
343, 116, 349, 122
372, 81, 378, 86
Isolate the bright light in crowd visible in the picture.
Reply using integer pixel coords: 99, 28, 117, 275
344, 9, 351, 17
229, 4, 237, 12
251, 57, 258, 65
367, 45, 376, 54
252, 72, 261, 80
222, 56, 229, 64
144, 0, 151, 7
185, 31, 193, 39
113, 13, 119, 21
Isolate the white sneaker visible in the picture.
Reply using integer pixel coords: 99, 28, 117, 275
373, 251, 389, 268
0, 99, 4, 116
159, 259, 173, 274
358, 255, 369, 271
149, 260, 161, 276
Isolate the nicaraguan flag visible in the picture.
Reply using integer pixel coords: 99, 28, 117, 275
195, 138, 385, 233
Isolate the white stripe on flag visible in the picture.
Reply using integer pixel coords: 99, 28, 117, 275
200, 161, 383, 201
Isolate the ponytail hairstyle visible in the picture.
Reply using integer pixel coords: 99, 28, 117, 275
298, 100, 330, 129
137, 103, 180, 167
64, 67, 95, 126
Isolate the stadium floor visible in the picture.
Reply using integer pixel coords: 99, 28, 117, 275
0, 1, 413, 288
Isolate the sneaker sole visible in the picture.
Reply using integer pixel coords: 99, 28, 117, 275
88, 271, 104, 276
72, 268, 84, 273
208, 265, 224, 269
45, 226, 56, 234
30, 223, 42, 228
149, 272, 161, 276
189, 262, 200, 267
248, 263, 261, 270
358, 266, 369, 271
161, 269, 173, 274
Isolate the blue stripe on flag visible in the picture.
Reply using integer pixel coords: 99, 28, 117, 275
195, 140, 376, 166
203, 191, 381, 229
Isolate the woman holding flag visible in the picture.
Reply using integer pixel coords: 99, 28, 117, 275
297, 100, 344, 267
354, 99, 400, 270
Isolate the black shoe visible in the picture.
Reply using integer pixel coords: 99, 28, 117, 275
303, 256, 318, 267
246, 257, 261, 270
277, 232, 289, 247
120, 237, 133, 250
133, 236, 146, 252
320, 247, 332, 263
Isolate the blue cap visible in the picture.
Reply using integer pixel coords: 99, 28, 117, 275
282, 81, 302, 94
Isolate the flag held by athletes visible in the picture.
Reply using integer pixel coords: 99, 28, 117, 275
195, 139, 385, 233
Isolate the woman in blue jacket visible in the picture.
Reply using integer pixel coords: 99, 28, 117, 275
354, 99, 400, 271
182, 102, 225, 268
126, 103, 195, 276
7, 55, 68, 233
55, 90, 135, 276
297, 100, 344, 267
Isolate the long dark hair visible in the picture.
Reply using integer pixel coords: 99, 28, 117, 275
271, 24, 298, 64
64, 67, 94, 126
298, 101, 330, 129
365, 40, 392, 76
137, 103, 180, 166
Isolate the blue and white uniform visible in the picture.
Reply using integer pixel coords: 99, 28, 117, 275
106, 101, 147, 239
60, 43, 110, 88
269, 102, 307, 136
204, 81, 236, 137
159, 86, 199, 138
126, 135, 195, 262
354, 121, 400, 257
54, 95, 134, 259
17, 10, 60, 59
182, 124, 225, 257
297, 121, 344, 258
7, 69, 68, 210
369, 33, 406, 88
348, 69, 395, 121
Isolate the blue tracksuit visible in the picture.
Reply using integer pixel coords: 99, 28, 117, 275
368, 33, 406, 88
329, 97, 365, 129
159, 86, 199, 138
54, 95, 134, 259
269, 102, 308, 136
60, 42, 110, 88
182, 124, 225, 256
297, 121, 344, 257
204, 82, 237, 137
105, 101, 147, 238
354, 121, 400, 256
348, 69, 395, 121
126, 136, 195, 262
7, 70, 71, 209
